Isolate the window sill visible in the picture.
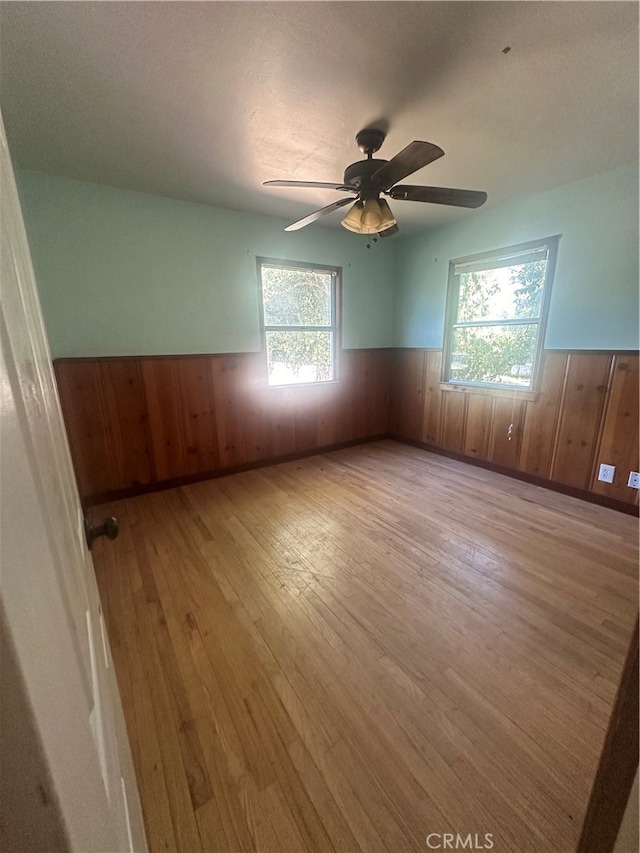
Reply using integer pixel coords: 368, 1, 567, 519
266, 379, 341, 390
439, 382, 538, 402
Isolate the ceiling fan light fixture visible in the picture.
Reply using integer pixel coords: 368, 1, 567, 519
376, 198, 397, 232
361, 198, 383, 228
341, 200, 364, 232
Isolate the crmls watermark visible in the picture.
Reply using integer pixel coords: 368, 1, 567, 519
426, 833, 494, 850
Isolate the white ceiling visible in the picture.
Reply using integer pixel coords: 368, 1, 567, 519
0, 2, 638, 234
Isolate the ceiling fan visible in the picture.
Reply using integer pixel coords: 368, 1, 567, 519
264, 128, 487, 237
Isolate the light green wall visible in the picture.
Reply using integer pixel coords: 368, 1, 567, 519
394, 162, 639, 350
18, 164, 639, 358
17, 171, 396, 358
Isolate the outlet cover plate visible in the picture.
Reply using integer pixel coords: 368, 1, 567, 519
598, 463, 616, 484
628, 471, 640, 489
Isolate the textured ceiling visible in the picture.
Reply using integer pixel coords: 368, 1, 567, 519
0, 2, 638, 234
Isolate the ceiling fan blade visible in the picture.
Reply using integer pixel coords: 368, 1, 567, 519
378, 223, 400, 238
389, 185, 487, 208
370, 142, 444, 191
284, 197, 354, 231
264, 180, 356, 192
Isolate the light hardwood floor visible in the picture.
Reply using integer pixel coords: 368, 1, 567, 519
92, 440, 639, 853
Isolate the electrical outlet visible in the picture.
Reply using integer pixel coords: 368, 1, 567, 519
627, 471, 640, 489
598, 463, 615, 484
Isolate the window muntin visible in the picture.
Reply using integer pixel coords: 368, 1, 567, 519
259, 261, 340, 386
444, 238, 558, 391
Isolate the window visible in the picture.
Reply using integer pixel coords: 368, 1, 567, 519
258, 259, 340, 386
443, 236, 559, 391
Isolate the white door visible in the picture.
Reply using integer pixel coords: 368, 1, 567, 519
0, 112, 147, 851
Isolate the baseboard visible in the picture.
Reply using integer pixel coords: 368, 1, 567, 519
391, 435, 639, 517
85, 434, 390, 507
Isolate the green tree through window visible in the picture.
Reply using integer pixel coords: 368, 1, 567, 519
259, 261, 340, 386
444, 238, 558, 390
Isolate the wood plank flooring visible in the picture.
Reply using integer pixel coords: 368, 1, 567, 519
91, 440, 639, 853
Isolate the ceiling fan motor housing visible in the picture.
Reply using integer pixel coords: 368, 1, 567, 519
343, 159, 388, 198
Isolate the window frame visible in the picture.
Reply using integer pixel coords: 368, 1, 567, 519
442, 235, 560, 394
257, 257, 342, 388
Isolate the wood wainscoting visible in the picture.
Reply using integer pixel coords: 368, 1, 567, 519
390, 349, 639, 508
54, 349, 391, 504
54, 347, 638, 509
